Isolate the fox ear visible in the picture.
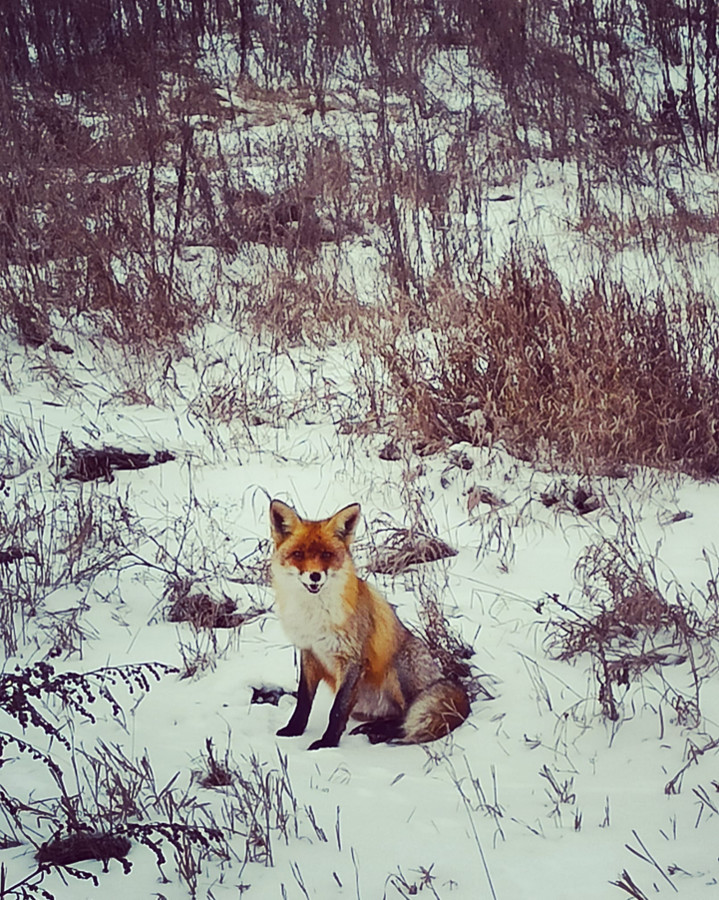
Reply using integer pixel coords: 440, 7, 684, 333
270, 500, 301, 545
329, 503, 361, 544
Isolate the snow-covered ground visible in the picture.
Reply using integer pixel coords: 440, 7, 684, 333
3, 18, 719, 900
2, 314, 719, 899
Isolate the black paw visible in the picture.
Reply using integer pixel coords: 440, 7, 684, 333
350, 718, 403, 744
277, 723, 305, 737
308, 736, 339, 750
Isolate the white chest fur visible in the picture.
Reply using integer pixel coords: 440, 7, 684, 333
271, 561, 351, 672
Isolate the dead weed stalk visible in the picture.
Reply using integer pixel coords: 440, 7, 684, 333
547, 537, 719, 724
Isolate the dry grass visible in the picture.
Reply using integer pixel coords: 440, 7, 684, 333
0, 8, 211, 349
2, 0, 718, 368
576, 207, 719, 252
0, 8, 718, 472
164, 578, 266, 630
0, 87, 204, 347
2, 11, 719, 895
547, 538, 719, 722
0, 478, 132, 656
367, 527, 458, 575
374, 254, 719, 477
251, 270, 361, 349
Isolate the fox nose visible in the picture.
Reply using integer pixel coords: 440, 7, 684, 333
309, 572, 321, 583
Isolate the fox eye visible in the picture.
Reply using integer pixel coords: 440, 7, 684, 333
290, 550, 304, 561
320, 551, 333, 561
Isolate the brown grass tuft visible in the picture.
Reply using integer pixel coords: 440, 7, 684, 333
251, 271, 361, 349
377, 254, 719, 477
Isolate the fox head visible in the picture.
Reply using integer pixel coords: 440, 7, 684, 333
269, 499, 360, 595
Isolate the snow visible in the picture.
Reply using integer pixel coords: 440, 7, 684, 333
3, 18, 719, 900
2, 331, 719, 899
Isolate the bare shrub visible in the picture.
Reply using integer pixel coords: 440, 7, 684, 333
226, 186, 329, 251
576, 207, 719, 254
547, 538, 719, 723
0, 476, 133, 656
3, 0, 718, 363
0, 48, 207, 350
223, 134, 355, 252
0, 0, 221, 87
0, 661, 234, 898
0, 661, 176, 748
0, 143, 203, 348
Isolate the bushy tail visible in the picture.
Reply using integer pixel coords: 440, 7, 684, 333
400, 680, 470, 743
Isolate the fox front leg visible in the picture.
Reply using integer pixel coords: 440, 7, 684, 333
277, 650, 322, 738
308, 662, 361, 750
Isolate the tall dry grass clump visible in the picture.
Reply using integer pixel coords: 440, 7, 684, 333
378, 255, 719, 477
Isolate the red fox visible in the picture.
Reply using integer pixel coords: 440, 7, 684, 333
269, 499, 470, 749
